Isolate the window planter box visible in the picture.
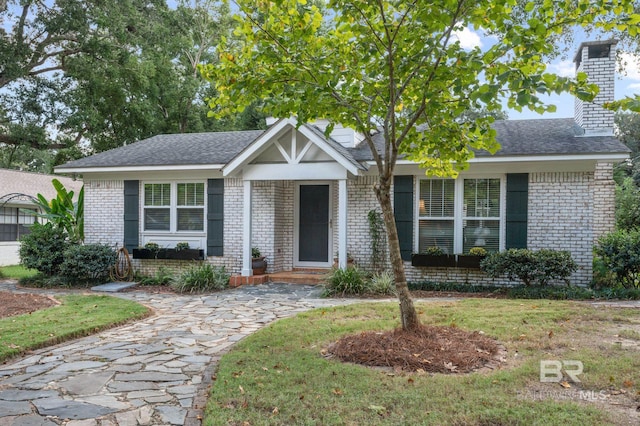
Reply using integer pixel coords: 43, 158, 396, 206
132, 248, 205, 261
411, 253, 456, 268
456, 255, 485, 269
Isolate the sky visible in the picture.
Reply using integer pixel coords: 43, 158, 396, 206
454, 27, 640, 120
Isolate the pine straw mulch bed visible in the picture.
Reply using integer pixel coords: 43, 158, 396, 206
0, 291, 59, 318
327, 324, 504, 374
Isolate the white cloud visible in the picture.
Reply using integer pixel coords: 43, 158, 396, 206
628, 82, 640, 90
619, 52, 640, 81
453, 27, 482, 50
547, 60, 575, 78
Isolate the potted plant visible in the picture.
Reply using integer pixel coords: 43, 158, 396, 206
252, 247, 267, 275
457, 246, 488, 269
411, 246, 456, 267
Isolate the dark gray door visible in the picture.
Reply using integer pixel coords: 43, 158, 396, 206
299, 184, 330, 262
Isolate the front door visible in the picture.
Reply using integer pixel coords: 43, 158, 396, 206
295, 183, 331, 267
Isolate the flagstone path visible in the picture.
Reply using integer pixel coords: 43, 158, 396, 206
0, 282, 358, 426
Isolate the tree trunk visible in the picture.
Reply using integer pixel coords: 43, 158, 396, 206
375, 175, 421, 331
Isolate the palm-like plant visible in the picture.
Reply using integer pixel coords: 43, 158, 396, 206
31, 179, 84, 243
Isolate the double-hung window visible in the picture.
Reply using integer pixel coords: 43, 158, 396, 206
417, 177, 503, 254
143, 182, 205, 233
0, 207, 36, 241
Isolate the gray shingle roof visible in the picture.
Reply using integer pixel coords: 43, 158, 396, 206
0, 168, 83, 203
350, 118, 629, 161
57, 118, 629, 171
58, 131, 264, 169
490, 118, 629, 156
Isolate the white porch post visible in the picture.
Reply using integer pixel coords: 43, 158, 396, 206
338, 179, 348, 269
242, 179, 253, 276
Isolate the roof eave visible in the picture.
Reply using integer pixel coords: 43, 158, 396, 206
54, 164, 226, 174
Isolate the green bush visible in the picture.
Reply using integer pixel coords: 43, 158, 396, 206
594, 230, 640, 288
322, 266, 368, 296
369, 271, 396, 296
19, 223, 70, 276
59, 244, 116, 282
172, 264, 229, 293
408, 281, 640, 300
615, 177, 640, 231
137, 266, 175, 286
480, 248, 577, 286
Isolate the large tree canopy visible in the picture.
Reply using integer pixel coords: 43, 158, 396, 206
202, 0, 639, 330
0, 0, 265, 171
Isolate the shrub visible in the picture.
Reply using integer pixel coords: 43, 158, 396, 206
59, 244, 117, 283
137, 266, 175, 286
19, 223, 70, 276
172, 264, 229, 293
369, 271, 396, 296
594, 230, 640, 288
615, 177, 640, 231
480, 248, 577, 286
407, 281, 640, 300
322, 266, 368, 296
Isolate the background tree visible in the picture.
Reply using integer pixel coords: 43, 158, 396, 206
202, 0, 639, 331
0, 0, 263, 171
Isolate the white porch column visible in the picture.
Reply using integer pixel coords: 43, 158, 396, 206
338, 179, 348, 269
242, 180, 253, 276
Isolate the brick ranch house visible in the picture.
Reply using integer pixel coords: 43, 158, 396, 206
55, 40, 628, 287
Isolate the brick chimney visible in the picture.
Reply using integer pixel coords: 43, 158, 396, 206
573, 40, 617, 136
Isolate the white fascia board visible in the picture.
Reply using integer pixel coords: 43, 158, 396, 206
243, 163, 348, 180
222, 117, 294, 176
295, 125, 362, 175
223, 116, 362, 177
55, 164, 225, 174
390, 153, 629, 166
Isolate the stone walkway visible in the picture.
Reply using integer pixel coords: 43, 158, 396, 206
0, 282, 359, 426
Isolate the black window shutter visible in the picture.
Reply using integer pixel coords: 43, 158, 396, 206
207, 179, 224, 256
123, 180, 139, 251
506, 174, 528, 249
394, 175, 414, 261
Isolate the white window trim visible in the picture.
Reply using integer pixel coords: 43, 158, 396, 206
414, 175, 506, 254
141, 180, 207, 235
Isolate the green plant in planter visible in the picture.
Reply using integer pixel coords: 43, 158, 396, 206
251, 247, 267, 275
175, 242, 190, 251
468, 247, 487, 256
144, 242, 160, 251
422, 246, 445, 255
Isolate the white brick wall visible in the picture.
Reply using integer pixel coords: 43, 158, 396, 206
85, 171, 614, 286
593, 162, 616, 242
574, 42, 616, 134
527, 172, 593, 285
84, 180, 124, 248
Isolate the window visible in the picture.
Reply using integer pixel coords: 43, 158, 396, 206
143, 182, 205, 233
0, 207, 36, 241
418, 179, 455, 254
417, 177, 503, 254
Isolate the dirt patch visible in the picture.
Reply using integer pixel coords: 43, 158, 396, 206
0, 291, 59, 318
327, 325, 504, 373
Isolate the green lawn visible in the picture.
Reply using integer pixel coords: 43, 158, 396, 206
0, 264, 38, 280
0, 295, 149, 362
205, 299, 640, 425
